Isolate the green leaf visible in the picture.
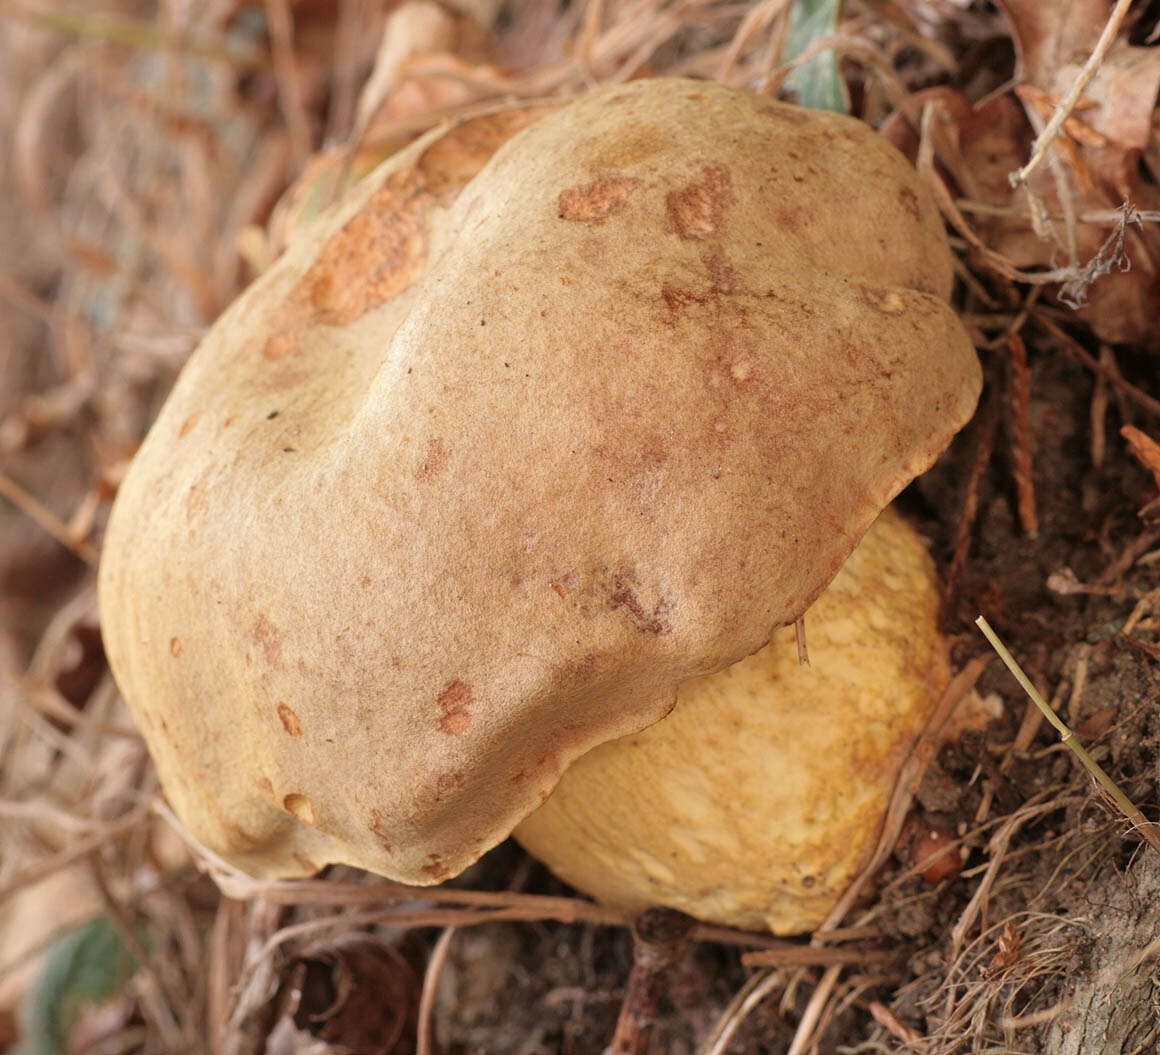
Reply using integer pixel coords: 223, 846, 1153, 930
15, 916, 137, 1055
784, 0, 848, 113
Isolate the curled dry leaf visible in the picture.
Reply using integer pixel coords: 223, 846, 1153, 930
269, 937, 419, 1055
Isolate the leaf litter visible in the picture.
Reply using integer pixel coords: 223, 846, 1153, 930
2, 0, 1160, 1052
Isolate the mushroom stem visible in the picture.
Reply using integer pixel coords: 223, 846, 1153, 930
608, 908, 694, 1055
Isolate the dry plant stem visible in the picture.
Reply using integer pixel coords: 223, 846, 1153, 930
609, 908, 694, 1055
0, 470, 98, 566
1010, 0, 1135, 189
0, 0, 264, 68
88, 853, 186, 1049
740, 946, 899, 969
1122, 425, 1160, 490
580, 0, 606, 71
947, 391, 999, 608
976, 616, 1160, 858
696, 969, 786, 1055
208, 899, 244, 1055
819, 656, 988, 935
264, 0, 311, 169
416, 926, 456, 1055
785, 964, 842, 1055
870, 1000, 928, 1049
0, 803, 148, 903
793, 615, 809, 666
947, 794, 1063, 962
1007, 333, 1038, 537
1037, 315, 1160, 419
1091, 348, 1112, 468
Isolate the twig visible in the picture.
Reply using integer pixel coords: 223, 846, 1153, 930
794, 615, 809, 666
1090, 347, 1113, 468
1095, 527, 1160, 585
0, 470, 98, 566
264, 0, 312, 169
1037, 315, 1160, 418
947, 390, 999, 609
785, 963, 842, 1055
870, 1000, 928, 1050
976, 616, 1160, 858
741, 945, 899, 968
416, 926, 456, 1055
1009, 0, 1135, 188
0, 804, 150, 904
948, 793, 1061, 961
608, 908, 694, 1055
0, 0, 265, 68
696, 969, 786, 1055
1007, 334, 1038, 537
816, 656, 989, 933
154, 802, 785, 947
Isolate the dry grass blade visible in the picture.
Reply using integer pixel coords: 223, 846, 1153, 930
1007, 333, 1038, 537
695, 968, 786, 1055
0, 469, 97, 567
977, 616, 1160, 858
416, 926, 456, 1055
264, 0, 312, 168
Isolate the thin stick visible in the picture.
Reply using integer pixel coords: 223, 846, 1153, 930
264, 0, 312, 169
1009, 0, 1134, 188
0, 804, 149, 904
0, 470, 98, 566
947, 391, 998, 607
1037, 315, 1160, 418
740, 946, 898, 968
416, 926, 456, 1055
0, 0, 265, 68
696, 969, 785, 1055
1007, 334, 1038, 537
785, 964, 842, 1055
975, 616, 1160, 858
794, 616, 809, 666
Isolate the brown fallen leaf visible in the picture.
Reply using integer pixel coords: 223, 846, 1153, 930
1122, 425, 1160, 490
267, 936, 420, 1055
986, 919, 1023, 978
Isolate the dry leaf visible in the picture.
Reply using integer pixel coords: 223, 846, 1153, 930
267, 937, 419, 1055
1122, 424, 1160, 489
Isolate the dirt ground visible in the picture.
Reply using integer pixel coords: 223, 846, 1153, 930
2, 1, 1160, 1053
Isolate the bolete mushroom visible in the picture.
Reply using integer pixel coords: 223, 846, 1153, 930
514, 506, 950, 934
98, 78, 981, 887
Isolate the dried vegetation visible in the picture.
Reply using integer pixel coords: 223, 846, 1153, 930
2, 0, 1160, 1052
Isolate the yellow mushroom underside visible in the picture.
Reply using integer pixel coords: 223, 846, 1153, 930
514, 508, 951, 934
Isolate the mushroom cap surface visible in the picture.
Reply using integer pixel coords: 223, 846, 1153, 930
514, 508, 951, 933
98, 78, 980, 884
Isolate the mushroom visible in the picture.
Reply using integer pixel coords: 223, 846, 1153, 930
97, 78, 981, 887
514, 506, 951, 934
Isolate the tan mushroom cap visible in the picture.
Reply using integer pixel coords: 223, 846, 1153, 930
98, 78, 981, 885
514, 507, 951, 934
